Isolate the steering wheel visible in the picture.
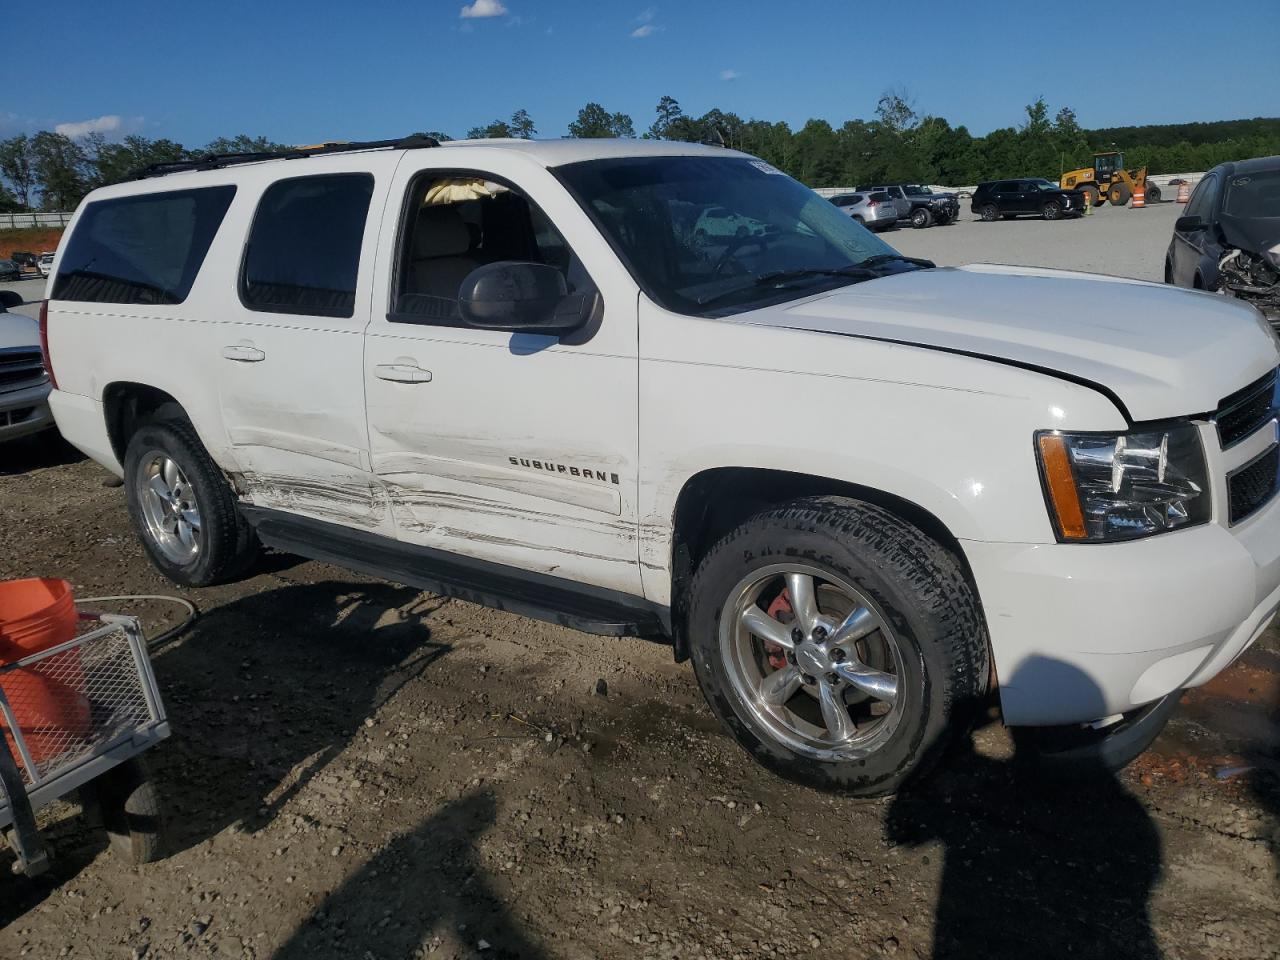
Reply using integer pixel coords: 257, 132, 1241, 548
712, 233, 771, 279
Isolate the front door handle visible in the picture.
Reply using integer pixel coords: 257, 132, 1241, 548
375, 359, 433, 383
222, 342, 265, 363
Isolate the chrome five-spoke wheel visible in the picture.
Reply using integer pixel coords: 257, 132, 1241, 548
721, 562, 906, 761
137, 453, 201, 564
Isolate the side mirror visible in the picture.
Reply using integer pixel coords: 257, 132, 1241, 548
458, 261, 590, 335
0, 290, 23, 310
1175, 215, 1206, 233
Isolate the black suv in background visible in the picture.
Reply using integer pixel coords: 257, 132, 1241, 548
971, 179, 1084, 221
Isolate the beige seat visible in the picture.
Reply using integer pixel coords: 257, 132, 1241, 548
409, 205, 480, 300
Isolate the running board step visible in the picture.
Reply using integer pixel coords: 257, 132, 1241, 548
241, 507, 669, 639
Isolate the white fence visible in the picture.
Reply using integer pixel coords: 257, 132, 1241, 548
0, 212, 74, 230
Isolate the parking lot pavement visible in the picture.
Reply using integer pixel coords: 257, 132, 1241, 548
891, 199, 1182, 282
0, 276, 46, 320
0, 205, 1277, 959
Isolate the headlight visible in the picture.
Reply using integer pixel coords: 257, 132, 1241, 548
1035, 424, 1210, 541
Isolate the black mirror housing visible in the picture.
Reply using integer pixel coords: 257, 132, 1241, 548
0, 290, 23, 310
458, 261, 589, 334
1175, 215, 1205, 233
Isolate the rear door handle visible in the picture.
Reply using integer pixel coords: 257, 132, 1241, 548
375, 359, 433, 383
222, 342, 265, 363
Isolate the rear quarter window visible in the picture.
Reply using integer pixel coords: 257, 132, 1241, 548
240, 173, 374, 319
52, 186, 236, 304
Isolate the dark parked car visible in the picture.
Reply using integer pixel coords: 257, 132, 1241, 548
1165, 156, 1280, 327
971, 179, 1084, 221
0, 259, 21, 281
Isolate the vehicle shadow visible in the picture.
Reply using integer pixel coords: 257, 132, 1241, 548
270, 791, 546, 959
0, 430, 84, 476
147, 579, 451, 856
886, 658, 1163, 960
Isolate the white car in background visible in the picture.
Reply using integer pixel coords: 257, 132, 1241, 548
0, 291, 54, 443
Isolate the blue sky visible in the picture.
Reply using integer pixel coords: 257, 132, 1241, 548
9, 0, 1278, 147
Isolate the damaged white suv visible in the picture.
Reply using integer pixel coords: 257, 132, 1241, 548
42, 137, 1280, 794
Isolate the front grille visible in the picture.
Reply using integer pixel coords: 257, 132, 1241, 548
1215, 369, 1277, 448
0, 406, 36, 427
0, 349, 45, 394
1228, 444, 1280, 524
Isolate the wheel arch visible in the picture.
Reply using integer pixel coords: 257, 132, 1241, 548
103, 381, 190, 465
666, 466, 984, 658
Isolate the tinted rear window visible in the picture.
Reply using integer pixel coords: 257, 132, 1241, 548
240, 173, 374, 318
53, 186, 235, 304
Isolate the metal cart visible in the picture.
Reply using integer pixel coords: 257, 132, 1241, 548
0, 614, 169, 875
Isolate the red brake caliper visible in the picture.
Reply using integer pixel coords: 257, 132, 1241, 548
764, 590, 792, 671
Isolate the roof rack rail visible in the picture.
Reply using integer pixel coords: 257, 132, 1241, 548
130, 134, 440, 181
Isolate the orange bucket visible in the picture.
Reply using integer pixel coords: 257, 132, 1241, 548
0, 578, 78, 656
0, 579, 90, 767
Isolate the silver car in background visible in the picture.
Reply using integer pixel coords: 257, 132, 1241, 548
828, 192, 899, 231
0, 291, 54, 443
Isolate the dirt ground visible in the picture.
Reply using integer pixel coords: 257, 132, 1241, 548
1, 201, 1278, 960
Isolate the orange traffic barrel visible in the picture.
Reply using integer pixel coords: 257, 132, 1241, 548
0, 579, 90, 766
1132, 188, 1146, 209
1177, 181, 1191, 203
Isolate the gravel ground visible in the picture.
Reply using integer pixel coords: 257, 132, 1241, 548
0, 201, 1277, 960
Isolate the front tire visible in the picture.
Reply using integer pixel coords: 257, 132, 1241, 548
687, 497, 988, 795
910, 207, 933, 229
123, 416, 259, 586
1041, 200, 1062, 221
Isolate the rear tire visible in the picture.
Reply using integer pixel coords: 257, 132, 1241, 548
1080, 185, 1100, 208
687, 497, 989, 795
123, 416, 259, 586
1145, 184, 1161, 203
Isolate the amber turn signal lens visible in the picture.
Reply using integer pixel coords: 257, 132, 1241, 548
1038, 434, 1087, 539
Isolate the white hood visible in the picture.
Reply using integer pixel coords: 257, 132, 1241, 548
741, 264, 1279, 422
0, 310, 39, 352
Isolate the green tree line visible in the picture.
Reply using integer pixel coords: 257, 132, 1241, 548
3, 97, 1278, 212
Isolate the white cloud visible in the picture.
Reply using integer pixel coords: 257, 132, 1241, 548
631, 7, 660, 36
54, 114, 144, 139
460, 0, 507, 17
720, 69, 740, 81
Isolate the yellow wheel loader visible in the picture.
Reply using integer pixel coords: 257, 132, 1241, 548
1060, 151, 1157, 207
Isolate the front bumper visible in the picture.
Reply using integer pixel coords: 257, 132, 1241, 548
962, 488, 1280, 725
0, 380, 54, 443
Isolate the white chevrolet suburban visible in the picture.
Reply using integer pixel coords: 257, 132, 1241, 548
41, 137, 1280, 794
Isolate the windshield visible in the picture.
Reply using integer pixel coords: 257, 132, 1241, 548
1032, 179, 1059, 191
903, 185, 932, 196
1224, 170, 1280, 218
555, 156, 908, 316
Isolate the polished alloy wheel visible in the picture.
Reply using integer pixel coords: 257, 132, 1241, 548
720, 563, 906, 761
137, 453, 201, 564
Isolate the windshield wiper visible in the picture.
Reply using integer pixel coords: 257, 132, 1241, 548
753, 265, 880, 286
695, 265, 881, 309
858, 253, 936, 270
